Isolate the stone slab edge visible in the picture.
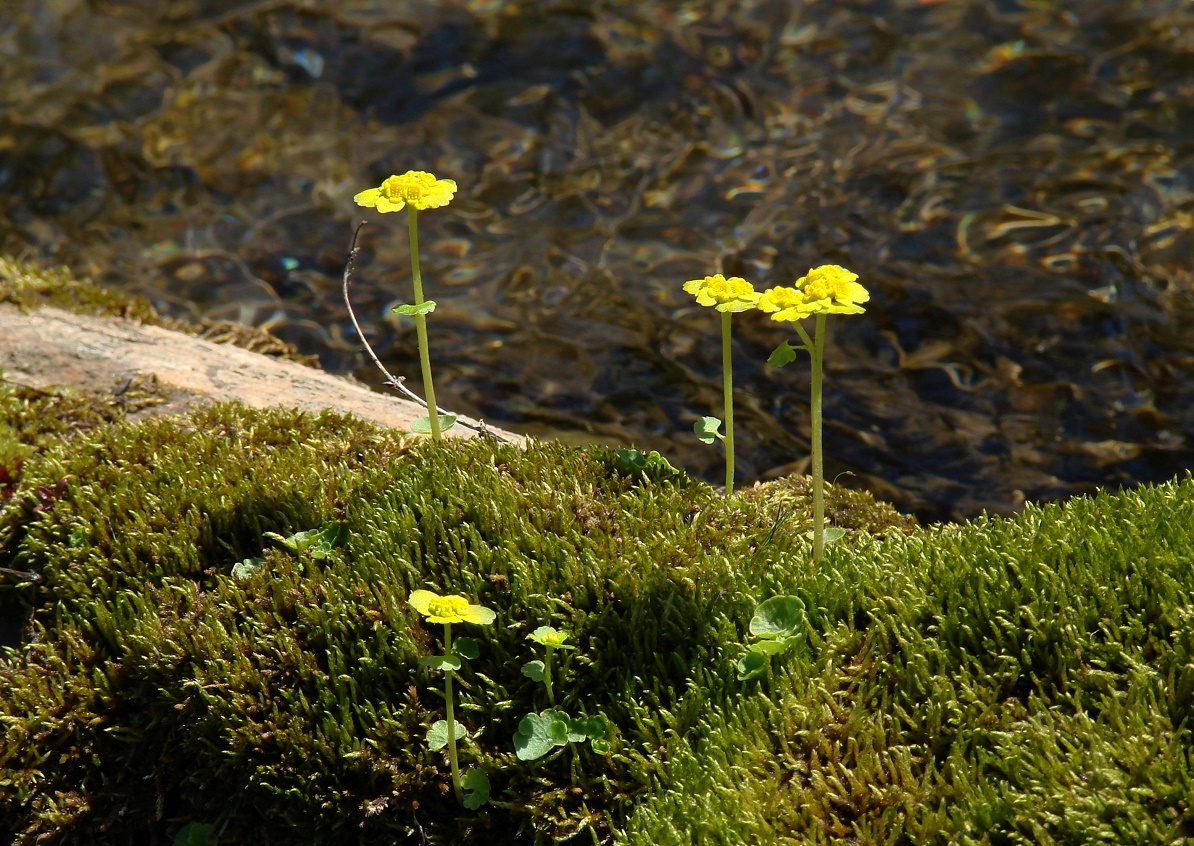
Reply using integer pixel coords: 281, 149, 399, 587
0, 302, 521, 442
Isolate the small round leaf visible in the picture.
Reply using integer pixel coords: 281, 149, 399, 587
454, 637, 480, 660
514, 712, 565, 761
736, 651, 768, 680
419, 653, 462, 672
748, 639, 791, 656
522, 660, 546, 682
461, 768, 491, 809
694, 416, 724, 444
410, 414, 458, 435
749, 595, 806, 640
426, 719, 469, 751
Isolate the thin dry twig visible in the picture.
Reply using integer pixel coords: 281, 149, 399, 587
0, 565, 43, 584
342, 222, 515, 442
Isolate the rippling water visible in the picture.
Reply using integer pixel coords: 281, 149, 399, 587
3, 0, 1193, 521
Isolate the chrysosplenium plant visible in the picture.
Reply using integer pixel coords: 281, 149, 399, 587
515, 626, 610, 762
758, 264, 869, 563
683, 273, 760, 498
409, 589, 496, 809
355, 170, 459, 441
684, 264, 869, 562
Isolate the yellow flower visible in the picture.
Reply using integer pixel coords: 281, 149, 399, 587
757, 285, 816, 322
683, 274, 761, 313
354, 170, 457, 213
528, 626, 576, 650
409, 590, 496, 625
757, 265, 869, 322
795, 264, 869, 315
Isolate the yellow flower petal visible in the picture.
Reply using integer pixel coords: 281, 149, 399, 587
409, 589, 436, 616
461, 605, 497, 625
374, 196, 405, 213
353, 187, 383, 207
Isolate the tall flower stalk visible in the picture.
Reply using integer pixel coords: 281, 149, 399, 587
683, 273, 760, 498
758, 265, 869, 562
355, 170, 458, 441
409, 589, 495, 807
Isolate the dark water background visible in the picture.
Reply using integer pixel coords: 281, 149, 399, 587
2, 0, 1194, 521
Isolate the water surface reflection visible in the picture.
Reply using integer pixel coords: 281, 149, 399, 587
3, 0, 1193, 520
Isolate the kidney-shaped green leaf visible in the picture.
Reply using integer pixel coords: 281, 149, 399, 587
694, 416, 724, 444
749, 595, 806, 639
411, 414, 458, 434
426, 719, 469, 751
736, 651, 768, 681
392, 300, 437, 316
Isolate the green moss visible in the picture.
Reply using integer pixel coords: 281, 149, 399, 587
622, 481, 1194, 845
0, 257, 162, 321
0, 395, 1189, 845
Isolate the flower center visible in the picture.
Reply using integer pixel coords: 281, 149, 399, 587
801, 266, 857, 301
381, 171, 438, 203
714, 277, 752, 301
767, 287, 806, 308
428, 596, 467, 618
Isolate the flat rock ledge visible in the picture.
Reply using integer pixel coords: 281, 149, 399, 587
0, 302, 520, 442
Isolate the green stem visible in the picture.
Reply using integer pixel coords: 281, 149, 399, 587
544, 647, 555, 706
408, 207, 441, 442
721, 310, 735, 498
442, 622, 462, 802
810, 314, 826, 563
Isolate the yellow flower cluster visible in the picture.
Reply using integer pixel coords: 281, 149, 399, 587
354, 170, 457, 213
757, 265, 870, 321
682, 274, 762, 313
409, 589, 495, 625
684, 265, 868, 322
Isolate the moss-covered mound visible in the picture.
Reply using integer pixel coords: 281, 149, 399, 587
0, 399, 1191, 845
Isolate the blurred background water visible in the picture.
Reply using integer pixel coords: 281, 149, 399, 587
2, 0, 1193, 521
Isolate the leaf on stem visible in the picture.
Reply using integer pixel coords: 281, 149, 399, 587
803, 527, 846, 543
454, 637, 480, 660
419, 653, 462, 672
426, 719, 469, 751
411, 414, 457, 434
736, 651, 767, 681
767, 340, 805, 368
514, 712, 564, 761
748, 639, 792, 656
749, 595, 807, 639
694, 416, 724, 444
521, 660, 546, 682
461, 768, 491, 809
392, 300, 437, 316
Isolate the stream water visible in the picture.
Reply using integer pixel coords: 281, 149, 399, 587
3, 0, 1193, 521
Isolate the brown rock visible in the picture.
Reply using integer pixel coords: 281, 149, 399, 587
0, 302, 520, 441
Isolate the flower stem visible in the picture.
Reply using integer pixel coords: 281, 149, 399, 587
442, 622, 462, 802
408, 207, 441, 442
721, 310, 735, 498
810, 314, 826, 563
544, 646, 555, 705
